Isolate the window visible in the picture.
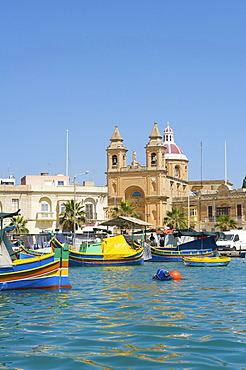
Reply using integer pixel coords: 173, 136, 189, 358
12, 199, 19, 211
60, 204, 66, 213
86, 204, 93, 219
237, 204, 242, 216
174, 166, 179, 177
132, 191, 142, 197
112, 155, 117, 166
216, 207, 230, 216
58, 181, 64, 186
41, 202, 49, 212
190, 208, 197, 217
208, 206, 213, 218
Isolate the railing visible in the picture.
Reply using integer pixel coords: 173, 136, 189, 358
36, 212, 54, 220
204, 216, 244, 223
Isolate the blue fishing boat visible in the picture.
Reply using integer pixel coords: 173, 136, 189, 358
148, 229, 219, 262
0, 211, 71, 291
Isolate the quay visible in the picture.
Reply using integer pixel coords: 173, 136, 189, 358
219, 250, 245, 258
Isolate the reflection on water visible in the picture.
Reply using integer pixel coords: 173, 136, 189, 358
0, 259, 246, 369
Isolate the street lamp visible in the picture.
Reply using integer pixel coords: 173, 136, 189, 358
73, 171, 89, 247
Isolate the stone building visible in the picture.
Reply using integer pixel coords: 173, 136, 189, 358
106, 122, 189, 228
172, 180, 246, 231
0, 173, 108, 233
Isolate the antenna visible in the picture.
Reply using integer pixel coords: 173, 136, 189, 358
224, 140, 227, 185
200, 141, 203, 188
66, 130, 69, 177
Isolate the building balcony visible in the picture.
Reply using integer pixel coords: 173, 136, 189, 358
189, 216, 198, 223
36, 212, 54, 220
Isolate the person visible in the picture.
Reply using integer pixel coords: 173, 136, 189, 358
150, 233, 155, 241
149, 233, 157, 246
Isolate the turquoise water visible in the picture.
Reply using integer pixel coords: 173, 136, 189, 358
1, 258, 246, 370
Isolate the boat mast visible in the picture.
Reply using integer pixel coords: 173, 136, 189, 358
200, 141, 203, 189
199, 141, 203, 231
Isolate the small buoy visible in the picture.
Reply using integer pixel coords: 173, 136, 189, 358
169, 270, 182, 280
153, 268, 173, 281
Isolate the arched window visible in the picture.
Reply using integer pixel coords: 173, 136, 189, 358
151, 153, 157, 165
132, 191, 142, 197
86, 203, 94, 220
174, 166, 179, 177
112, 155, 118, 166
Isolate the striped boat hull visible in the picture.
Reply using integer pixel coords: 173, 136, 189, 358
149, 248, 217, 262
0, 239, 71, 291
69, 249, 144, 267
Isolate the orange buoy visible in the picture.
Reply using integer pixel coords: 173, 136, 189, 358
169, 270, 182, 280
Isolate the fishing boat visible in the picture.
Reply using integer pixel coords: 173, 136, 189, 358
183, 256, 231, 267
148, 229, 219, 262
0, 211, 72, 291
67, 234, 144, 267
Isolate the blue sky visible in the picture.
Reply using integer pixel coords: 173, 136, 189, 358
1, 0, 245, 188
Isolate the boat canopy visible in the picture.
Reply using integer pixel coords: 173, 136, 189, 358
172, 228, 220, 238
101, 235, 141, 258
100, 216, 152, 228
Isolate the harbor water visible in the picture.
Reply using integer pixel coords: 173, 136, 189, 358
1, 258, 246, 369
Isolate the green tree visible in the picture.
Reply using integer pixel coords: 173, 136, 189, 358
163, 207, 188, 229
112, 200, 139, 218
215, 215, 237, 231
59, 200, 86, 232
7, 215, 29, 233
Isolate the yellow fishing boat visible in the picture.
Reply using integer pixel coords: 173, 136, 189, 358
183, 256, 231, 267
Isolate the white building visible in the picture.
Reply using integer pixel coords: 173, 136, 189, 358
0, 173, 108, 233
0, 175, 16, 185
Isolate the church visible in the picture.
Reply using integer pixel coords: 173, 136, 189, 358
106, 121, 189, 228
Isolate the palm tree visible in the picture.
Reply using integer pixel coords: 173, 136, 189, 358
59, 200, 86, 232
215, 215, 237, 231
112, 200, 140, 218
7, 215, 29, 233
163, 207, 188, 229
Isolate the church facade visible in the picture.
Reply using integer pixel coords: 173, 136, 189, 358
106, 122, 189, 228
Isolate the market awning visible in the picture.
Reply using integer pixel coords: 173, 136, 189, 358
99, 216, 152, 228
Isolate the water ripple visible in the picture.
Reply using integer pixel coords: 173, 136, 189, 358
0, 259, 246, 369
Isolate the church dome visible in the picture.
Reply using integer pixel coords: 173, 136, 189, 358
163, 123, 188, 160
